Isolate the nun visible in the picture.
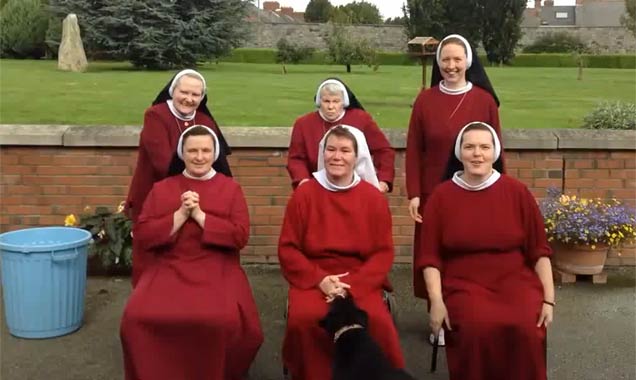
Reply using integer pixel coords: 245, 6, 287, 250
286, 77, 395, 192
121, 125, 262, 380
125, 69, 232, 286
404, 34, 505, 345
278, 125, 405, 380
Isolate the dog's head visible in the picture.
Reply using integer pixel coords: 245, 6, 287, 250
318, 296, 369, 336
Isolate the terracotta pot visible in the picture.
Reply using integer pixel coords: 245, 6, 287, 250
551, 242, 609, 275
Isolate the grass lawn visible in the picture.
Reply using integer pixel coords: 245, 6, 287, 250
1, 59, 634, 129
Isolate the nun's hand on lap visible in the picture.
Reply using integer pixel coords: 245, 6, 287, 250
429, 299, 452, 335
536, 304, 553, 328
408, 197, 422, 223
379, 181, 389, 193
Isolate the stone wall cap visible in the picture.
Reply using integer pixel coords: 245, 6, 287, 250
0, 124, 70, 145
63, 125, 141, 146
555, 129, 636, 150
0, 125, 634, 151
502, 129, 558, 150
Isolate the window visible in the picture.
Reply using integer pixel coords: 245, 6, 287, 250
555, 12, 569, 19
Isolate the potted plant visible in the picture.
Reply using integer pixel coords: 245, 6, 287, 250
65, 202, 132, 275
540, 188, 636, 275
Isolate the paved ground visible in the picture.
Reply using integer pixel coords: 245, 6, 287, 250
2, 265, 635, 380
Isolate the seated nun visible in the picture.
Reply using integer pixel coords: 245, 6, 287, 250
278, 125, 405, 380
120, 125, 263, 380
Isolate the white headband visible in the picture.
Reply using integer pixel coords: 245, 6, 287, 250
315, 124, 380, 190
454, 122, 501, 161
315, 79, 350, 108
176, 125, 220, 162
436, 34, 473, 69
168, 69, 207, 98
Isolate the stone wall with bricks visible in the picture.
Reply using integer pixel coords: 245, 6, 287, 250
1, 126, 634, 266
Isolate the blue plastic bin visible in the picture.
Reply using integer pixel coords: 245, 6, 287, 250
0, 227, 91, 339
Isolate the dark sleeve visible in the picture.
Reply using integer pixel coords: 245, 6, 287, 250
346, 196, 394, 299
488, 97, 505, 173
201, 184, 249, 251
363, 112, 396, 192
208, 120, 233, 177
405, 92, 424, 199
277, 191, 329, 289
286, 119, 312, 187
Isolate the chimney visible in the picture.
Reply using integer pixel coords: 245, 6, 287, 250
279, 6, 294, 16
535, 0, 541, 8
263, 1, 280, 12
544, 0, 554, 6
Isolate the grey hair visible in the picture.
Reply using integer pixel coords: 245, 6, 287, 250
174, 73, 204, 89
319, 83, 345, 100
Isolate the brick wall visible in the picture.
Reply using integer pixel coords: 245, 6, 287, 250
1, 126, 635, 266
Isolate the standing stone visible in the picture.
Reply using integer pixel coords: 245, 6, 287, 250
58, 14, 88, 72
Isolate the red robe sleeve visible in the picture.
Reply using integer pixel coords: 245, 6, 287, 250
414, 190, 444, 273
286, 120, 312, 187
520, 186, 552, 264
405, 92, 424, 199
133, 183, 178, 250
278, 192, 329, 289
201, 184, 249, 251
140, 107, 173, 177
361, 113, 395, 190
345, 197, 395, 299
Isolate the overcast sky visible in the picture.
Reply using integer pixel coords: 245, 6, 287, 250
252, 0, 577, 20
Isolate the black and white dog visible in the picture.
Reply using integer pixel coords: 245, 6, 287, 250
319, 296, 416, 380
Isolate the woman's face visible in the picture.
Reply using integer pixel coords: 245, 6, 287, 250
324, 134, 356, 184
182, 135, 215, 177
459, 129, 495, 180
439, 42, 467, 87
319, 90, 345, 121
172, 76, 204, 115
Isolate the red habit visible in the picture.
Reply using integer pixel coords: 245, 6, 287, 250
120, 174, 263, 380
405, 85, 503, 298
416, 175, 551, 380
125, 102, 225, 286
287, 109, 395, 188
278, 180, 405, 380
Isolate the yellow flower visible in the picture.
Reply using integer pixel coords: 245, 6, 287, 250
64, 214, 77, 226
117, 201, 126, 214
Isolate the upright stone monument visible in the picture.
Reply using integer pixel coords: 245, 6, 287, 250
58, 14, 88, 72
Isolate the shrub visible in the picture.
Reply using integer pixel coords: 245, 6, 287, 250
522, 32, 586, 53
582, 101, 636, 130
0, 0, 48, 58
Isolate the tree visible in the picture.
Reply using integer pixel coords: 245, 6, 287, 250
0, 0, 48, 58
621, 0, 636, 37
324, 23, 377, 73
275, 37, 314, 74
481, 0, 526, 65
304, 0, 332, 23
402, 0, 447, 40
384, 16, 406, 25
330, 1, 382, 25
442, 0, 483, 48
48, 0, 250, 69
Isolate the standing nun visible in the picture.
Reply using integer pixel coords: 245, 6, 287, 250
125, 69, 232, 286
404, 34, 505, 344
287, 77, 395, 192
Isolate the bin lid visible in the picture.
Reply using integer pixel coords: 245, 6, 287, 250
0, 227, 92, 254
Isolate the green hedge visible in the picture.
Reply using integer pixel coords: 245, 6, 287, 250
221, 49, 635, 69
508, 54, 636, 69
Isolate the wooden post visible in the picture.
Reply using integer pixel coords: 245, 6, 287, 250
421, 56, 427, 89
